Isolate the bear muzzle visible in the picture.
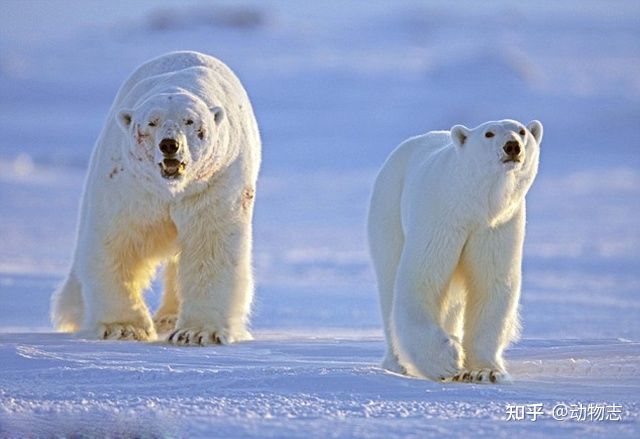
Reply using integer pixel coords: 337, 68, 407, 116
502, 140, 522, 163
159, 138, 180, 156
156, 137, 187, 179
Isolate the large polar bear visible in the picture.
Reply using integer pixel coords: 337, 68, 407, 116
51, 51, 261, 345
368, 119, 542, 383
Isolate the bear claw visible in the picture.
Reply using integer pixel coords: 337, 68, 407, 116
448, 368, 509, 384
168, 328, 226, 346
97, 323, 155, 341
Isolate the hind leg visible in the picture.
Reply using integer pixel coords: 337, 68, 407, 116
153, 256, 180, 334
371, 235, 406, 374
379, 268, 407, 375
441, 271, 466, 343
368, 200, 406, 373
51, 271, 84, 332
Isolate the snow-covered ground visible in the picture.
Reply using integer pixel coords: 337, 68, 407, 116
0, 1, 638, 437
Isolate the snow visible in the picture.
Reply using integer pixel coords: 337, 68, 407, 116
1, 333, 638, 438
0, 0, 639, 437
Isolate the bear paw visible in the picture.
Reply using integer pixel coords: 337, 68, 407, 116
97, 323, 156, 341
381, 353, 407, 375
153, 314, 177, 333
401, 329, 464, 380
448, 368, 510, 384
167, 327, 231, 346
429, 335, 464, 380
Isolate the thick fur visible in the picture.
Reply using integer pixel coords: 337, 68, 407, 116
367, 119, 542, 382
51, 51, 261, 345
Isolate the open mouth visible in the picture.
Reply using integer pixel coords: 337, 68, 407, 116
159, 158, 186, 179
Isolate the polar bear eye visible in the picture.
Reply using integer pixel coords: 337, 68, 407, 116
485, 131, 494, 138
185, 119, 194, 126
148, 121, 157, 127
519, 129, 526, 136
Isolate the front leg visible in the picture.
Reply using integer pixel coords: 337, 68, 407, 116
391, 225, 467, 381
169, 205, 254, 346
76, 231, 158, 342
455, 208, 525, 383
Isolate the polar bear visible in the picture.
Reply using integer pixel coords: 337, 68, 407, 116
51, 51, 261, 345
368, 119, 542, 383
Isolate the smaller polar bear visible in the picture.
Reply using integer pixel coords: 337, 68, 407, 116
368, 119, 542, 383
51, 51, 260, 345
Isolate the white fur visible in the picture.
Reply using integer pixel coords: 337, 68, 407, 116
51, 51, 261, 345
367, 119, 542, 382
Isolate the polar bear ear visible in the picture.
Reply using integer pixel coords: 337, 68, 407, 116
116, 109, 133, 131
451, 125, 470, 147
527, 120, 543, 144
211, 106, 225, 126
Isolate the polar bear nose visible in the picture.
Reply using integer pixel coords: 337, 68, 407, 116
503, 141, 521, 157
159, 138, 179, 155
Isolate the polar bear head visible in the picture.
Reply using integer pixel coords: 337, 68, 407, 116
450, 119, 542, 176
116, 91, 226, 194
449, 119, 543, 224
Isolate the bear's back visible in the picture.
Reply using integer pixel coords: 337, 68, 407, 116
382, 130, 452, 178
371, 130, 453, 215
114, 51, 243, 110
128, 51, 223, 83
411, 131, 452, 158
